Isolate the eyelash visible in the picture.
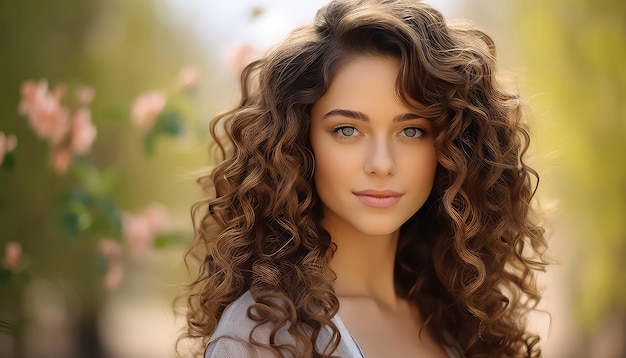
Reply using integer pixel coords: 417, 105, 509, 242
331, 126, 426, 138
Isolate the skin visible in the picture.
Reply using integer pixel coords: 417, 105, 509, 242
310, 55, 445, 357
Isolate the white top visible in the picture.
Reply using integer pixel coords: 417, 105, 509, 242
205, 291, 464, 357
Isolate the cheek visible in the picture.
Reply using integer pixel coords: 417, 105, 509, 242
314, 147, 346, 185
422, 152, 439, 188
402, 148, 438, 184
314, 144, 364, 182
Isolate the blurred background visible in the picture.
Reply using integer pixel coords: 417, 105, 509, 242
0, 0, 624, 357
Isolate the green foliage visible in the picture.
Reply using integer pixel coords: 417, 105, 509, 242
0, 152, 16, 198
1, 152, 16, 172
515, 0, 626, 332
143, 108, 185, 154
0, 1, 208, 351
0, 268, 11, 286
154, 232, 189, 248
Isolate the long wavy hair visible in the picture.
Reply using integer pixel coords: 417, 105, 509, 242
181, 0, 548, 357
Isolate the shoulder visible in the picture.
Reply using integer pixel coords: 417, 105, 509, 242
206, 291, 296, 356
210, 291, 258, 341
205, 336, 273, 358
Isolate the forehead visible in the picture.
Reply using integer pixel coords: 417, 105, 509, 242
312, 55, 415, 117
329, 55, 400, 92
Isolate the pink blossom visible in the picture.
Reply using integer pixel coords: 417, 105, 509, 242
70, 108, 97, 154
0, 132, 17, 166
98, 239, 123, 289
98, 238, 122, 257
142, 203, 168, 233
131, 91, 166, 131
75, 85, 95, 105
2, 241, 22, 271
122, 203, 168, 256
122, 213, 152, 254
52, 149, 72, 175
223, 42, 258, 73
103, 261, 123, 289
51, 83, 67, 101
177, 67, 199, 89
19, 80, 70, 145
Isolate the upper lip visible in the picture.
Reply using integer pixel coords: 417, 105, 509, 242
353, 189, 403, 197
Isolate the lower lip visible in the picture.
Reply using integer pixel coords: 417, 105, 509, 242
355, 194, 401, 208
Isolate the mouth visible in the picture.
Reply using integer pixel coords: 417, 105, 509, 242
353, 190, 403, 208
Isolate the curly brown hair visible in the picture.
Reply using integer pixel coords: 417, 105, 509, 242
180, 0, 548, 357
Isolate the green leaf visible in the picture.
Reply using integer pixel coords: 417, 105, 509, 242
0, 268, 11, 285
141, 109, 186, 155
154, 233, 190, 248
58, 188, 123, 239
86, 195, 122, 237
59, 195, 91, 237
1, 152, 16, 171
155, 109, 184, 136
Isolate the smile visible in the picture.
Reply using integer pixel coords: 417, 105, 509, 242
353, 190, 403, 208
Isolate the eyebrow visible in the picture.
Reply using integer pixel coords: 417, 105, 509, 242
322, 109, 422, 123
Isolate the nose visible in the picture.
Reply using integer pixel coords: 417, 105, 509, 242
364, 137, 396, 177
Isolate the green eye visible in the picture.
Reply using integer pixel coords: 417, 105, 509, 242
401, 127, 423, 138
333, 126, 357, 137
340, 127, 355, 136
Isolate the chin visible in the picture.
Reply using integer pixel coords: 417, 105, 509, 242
352, 221, 404, 238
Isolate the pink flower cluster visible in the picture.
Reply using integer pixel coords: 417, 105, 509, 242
96, 204, 168, 289
122, 203, 168, 256
130, 66, 199, 132
223, 42, 259, 74
2, 241, 22, 271
0, 132, 17, 166
19, 80, 97, 174
176, 66, 199, 90
131, 91, 167, 132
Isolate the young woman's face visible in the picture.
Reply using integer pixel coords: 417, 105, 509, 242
310, 55, 438, 237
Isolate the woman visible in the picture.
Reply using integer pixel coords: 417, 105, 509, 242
181, 0, 548, 357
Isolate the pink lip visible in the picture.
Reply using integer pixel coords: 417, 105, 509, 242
353, 190, 403, 208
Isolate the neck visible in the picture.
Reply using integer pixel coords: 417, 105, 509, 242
324, 218, 400, 308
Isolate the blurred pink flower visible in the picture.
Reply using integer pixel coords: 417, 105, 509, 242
2, 241, 22, 271
70, 108, 97, 154
122, 203, 168, 255
0, 132, 17, 166
104, 262, 123, 289
177, 67, 199, 89
142, 203, 168, 233
98, 239, 123, 289
52, 82, 68, 101
131, 91, 166, 131
223, 42, 258, 73
52, 149, 72, 175
76, 85, 95, 105
18, 79, 99, 174
19, 80, 70, 145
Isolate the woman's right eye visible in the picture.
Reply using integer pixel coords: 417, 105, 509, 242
332, 126, 359, 137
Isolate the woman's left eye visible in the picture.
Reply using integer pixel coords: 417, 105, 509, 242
400, 127, 424, 138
